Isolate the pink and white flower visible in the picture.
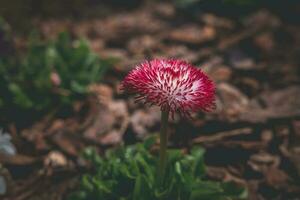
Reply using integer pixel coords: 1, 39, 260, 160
122, 59, 215, 117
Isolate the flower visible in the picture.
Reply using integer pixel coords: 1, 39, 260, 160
122, 59, 215, 117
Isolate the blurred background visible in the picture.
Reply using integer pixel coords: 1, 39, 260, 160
0, 0, 299, 199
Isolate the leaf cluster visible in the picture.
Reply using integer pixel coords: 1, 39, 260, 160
0, 29, 111, 124
70, 137, 247, 200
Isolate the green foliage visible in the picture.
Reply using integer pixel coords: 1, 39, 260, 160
69, 137, 247, 200
0, 31, 112, 123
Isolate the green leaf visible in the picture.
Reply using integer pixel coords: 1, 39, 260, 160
69, 138, 247, 200
190, 181, 223, 200
167, 149, 183, 163
191, 147, 206, 178
133, 175, 151, 200
143, 135, 157, 150
8, 83, 33, 109
81, 176, 94, 192
70, 81, 87, 94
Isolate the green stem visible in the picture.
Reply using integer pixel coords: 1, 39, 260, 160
159, 110, 169, 184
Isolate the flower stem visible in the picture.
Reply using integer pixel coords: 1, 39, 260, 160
159, 110, 169, 184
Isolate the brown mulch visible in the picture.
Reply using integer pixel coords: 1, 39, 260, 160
1, 1, 300, 200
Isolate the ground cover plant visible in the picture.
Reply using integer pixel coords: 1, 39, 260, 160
0, 31, 111, 125
70, 137, 246, 200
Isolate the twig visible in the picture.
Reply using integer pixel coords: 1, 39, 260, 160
193, 127, 252, 144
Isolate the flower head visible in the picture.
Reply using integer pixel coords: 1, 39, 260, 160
122, 59, 215, 117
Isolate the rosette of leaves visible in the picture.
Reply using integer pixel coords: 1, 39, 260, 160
69, 137, 247, 200
0, 31, 111, 125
